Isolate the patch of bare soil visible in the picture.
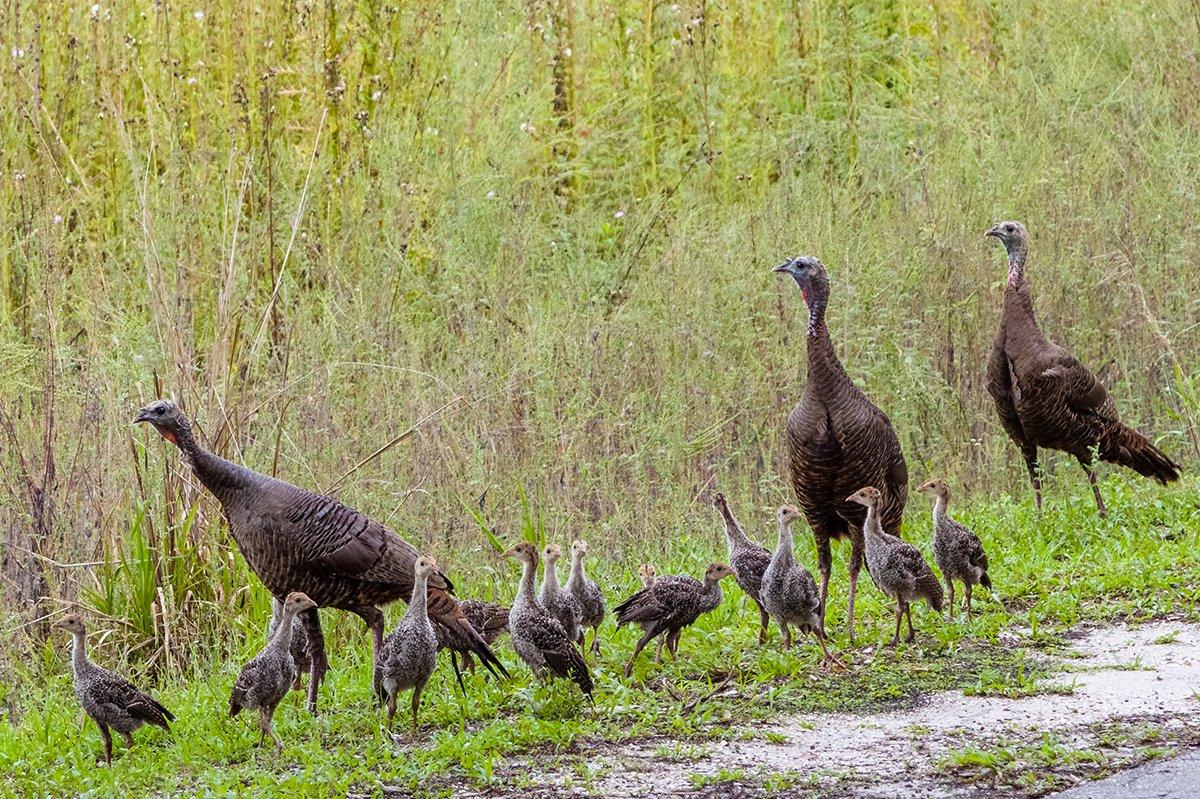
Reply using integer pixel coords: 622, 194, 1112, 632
450, 621, 1200, 798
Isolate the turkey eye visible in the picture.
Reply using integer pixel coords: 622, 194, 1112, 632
1005, 225, 1014, 233
155, 406, 165, 415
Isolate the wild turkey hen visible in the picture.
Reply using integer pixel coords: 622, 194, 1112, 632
134, 399, 507, 712
773, 256, 909, 641
985, 222, 1180, 516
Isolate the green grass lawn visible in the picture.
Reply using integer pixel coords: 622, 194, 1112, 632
3, 473, 1197, 798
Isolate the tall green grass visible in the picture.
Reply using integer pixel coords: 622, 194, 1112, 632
0, 0, 1197, 689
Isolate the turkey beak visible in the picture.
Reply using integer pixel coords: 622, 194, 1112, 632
133, 408, 153, 424
772, 260, 793, 275
984, 224, 1002, 239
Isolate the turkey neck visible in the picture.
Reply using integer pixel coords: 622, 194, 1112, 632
567, 552, 586, 591
930, 492, 948, 525
270, 604, 300, 651
516, 557, 539, 607
70, 630, 90, 676
1001, 239, 1049, 350
170, 421, 262, 505
405, 570, 430, 621
803, 287, 853, 393
541, 557, 561, 597
717, 501, 752, 551
773, 519, 796, 570
861, 502, 883, 544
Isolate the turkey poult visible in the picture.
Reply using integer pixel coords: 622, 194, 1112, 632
712, 493, 773, 644
268, 596, 311, 692
614, 562, 736, 679
134, 399, 506, 712
435, 599, 510, 694
379, 556, 440, 730
504, 542, 594, 697
565, 540, 606, 656
230, 592, 318, 750
985, 221, 1180, 516
540, 544, 583, 646
846, 488, 944, 645
761, 506, 845, 670
916, 480, 992, 622
53, 613, 174, 764
773, 257, 909, 641
638, 563, 657, 588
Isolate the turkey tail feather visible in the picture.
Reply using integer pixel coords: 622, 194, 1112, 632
917, 572, 945, 613
429, 588, 510, 679
1100, 424, 1181, 485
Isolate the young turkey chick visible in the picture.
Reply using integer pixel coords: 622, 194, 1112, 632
230, 591, 318, 750
505, 542, 593, 697
268, 596, 311, 691
638, 563, 657, 588
761, 506, 845, 670
379, 555, 440, 729
540, 544, 583, 646
565, 540, 606, 656
712, 493, 773, 644
614, 562, 735, 678
53, 613, 174, 764
846, 487, 944, 645
917, 479, 992, 621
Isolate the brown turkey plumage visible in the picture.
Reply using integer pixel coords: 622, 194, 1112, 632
613, 562, 735, 678
712, 493, 773, 644
847, 487, 943, 646
134, 399, 507, 713
230, 592, 317, 750
53, 613, 174, 764
916, 480, 991, 622
985, 221, 1180, 516
434, 599, 510, 694
773, 256, 909, 641
504, 542, 593, 697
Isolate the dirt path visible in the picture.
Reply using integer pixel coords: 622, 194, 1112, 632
453, 621, 1200, 798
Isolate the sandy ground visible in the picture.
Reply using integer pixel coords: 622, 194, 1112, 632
449, 621, 1200, 798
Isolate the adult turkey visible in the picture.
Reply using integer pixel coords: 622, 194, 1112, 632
773, 256, 909, 641
134, 399, 507, 712
984, 222, 1180, 516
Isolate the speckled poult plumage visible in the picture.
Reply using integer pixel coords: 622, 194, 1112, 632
985, 221, 1180, 517
773, 257, 909, 642
613, 563, 735, 678
231, 592, 317, 750
540, 545, 583, 646
712, 493, 773, 644
848, 488, 943, 646
435, 599, 510, 693
268, 596, 311, 691
134, 400, 506, 713
565, 540, 606, 656
918, 480, 991, 622
379, 556, 440, 729
761, 507, 845, 669
638, 563, 657, 589
505, 542, 594, 697
53, 613, 174, 765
